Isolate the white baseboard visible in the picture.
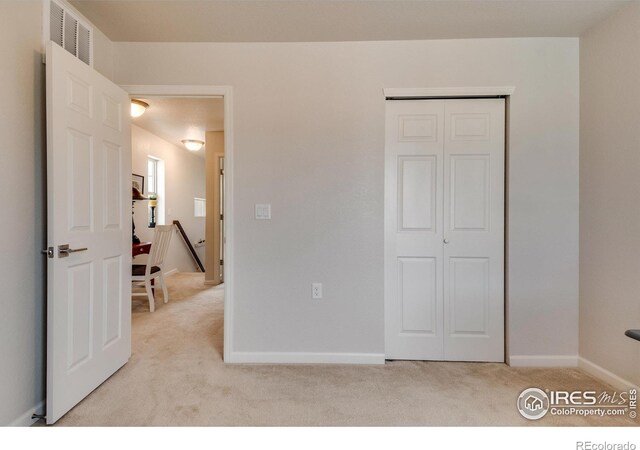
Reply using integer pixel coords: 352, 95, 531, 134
227, 351, 385, 365
163, 268, 178, 277
508, 355, 579, 367
9, 400, 44, 427
578, 356, 639, 391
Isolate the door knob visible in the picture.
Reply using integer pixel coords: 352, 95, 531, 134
58, 244, 88, 258
443, 238, 450, 244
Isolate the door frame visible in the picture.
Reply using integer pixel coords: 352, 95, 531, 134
121, 84, 235, 362
382, 86, 515, 362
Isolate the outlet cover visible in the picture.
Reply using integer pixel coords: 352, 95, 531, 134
312, 283, 323, 299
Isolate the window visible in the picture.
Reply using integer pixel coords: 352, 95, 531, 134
194, 198, 206, 218
147, 157, 158, 195
147, 156, 165, 225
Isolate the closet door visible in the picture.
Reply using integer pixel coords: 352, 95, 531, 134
442, 98, 505, 362
385, 100, 445, 360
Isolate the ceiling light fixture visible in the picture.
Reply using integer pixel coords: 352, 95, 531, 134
130, 99, 149, 118
181, 139, 205, 151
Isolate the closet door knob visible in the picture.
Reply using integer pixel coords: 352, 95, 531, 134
443, 238, 450, 244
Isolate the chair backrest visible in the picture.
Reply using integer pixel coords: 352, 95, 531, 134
147, 225, 174, 272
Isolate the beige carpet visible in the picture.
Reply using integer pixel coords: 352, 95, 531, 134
54, 273, 636, 426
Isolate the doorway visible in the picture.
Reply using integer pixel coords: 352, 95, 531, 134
384, 96, 506, 362
123, 85, 235, 362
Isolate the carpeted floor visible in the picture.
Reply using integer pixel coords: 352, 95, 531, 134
54, 273, 636, 426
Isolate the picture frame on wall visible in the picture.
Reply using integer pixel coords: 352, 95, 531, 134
132, 173, 144, 194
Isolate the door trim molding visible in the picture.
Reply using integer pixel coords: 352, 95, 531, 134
383, 86, 515, 99
383, 91, 510, 362
121, 85, 235, 363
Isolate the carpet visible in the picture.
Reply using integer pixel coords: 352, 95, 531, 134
54, 273, 637, 426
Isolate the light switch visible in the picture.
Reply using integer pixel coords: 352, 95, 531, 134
255, 204, 271, 220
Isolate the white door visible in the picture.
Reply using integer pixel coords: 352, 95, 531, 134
384, 100, 445, 359
385, 98, 504, 362
46, 41, 132, 424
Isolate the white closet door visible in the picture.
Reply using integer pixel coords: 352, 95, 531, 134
385, 98, 504, 362
442, 99, 504, 362
385, 100, 445, 360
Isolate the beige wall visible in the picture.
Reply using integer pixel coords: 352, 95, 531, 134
132, 125, 206, 274
116, 38, 580, 361
0, 0, 47, 427
579, 1, 640, 388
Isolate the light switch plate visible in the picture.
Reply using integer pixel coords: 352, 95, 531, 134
255, 204, 271, 220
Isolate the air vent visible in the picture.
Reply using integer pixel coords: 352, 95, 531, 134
49, 0, 92, 66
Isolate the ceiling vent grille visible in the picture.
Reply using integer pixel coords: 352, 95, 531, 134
49, 0, 92, 66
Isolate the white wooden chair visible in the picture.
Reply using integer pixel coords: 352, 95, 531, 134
132, 224, 174, 312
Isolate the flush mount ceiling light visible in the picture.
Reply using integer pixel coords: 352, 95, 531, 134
130, 99, 149, 118
181, 139, 205, 151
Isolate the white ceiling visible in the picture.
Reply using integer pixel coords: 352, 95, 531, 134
131, 97, 224, 158
71, 0, 631, 42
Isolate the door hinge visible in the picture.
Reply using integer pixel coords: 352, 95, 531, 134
42, 247, 54, 258
220, 214, 223, 221
220, 259, 224, 266
220, 169, 224, 175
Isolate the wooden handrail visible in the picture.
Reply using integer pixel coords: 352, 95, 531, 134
173, 220, 205, 272
625, 330, 640, 342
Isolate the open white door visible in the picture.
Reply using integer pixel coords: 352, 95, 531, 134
45, 41, 132, 424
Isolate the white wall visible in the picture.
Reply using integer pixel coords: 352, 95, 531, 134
115, 38, 579, 363
0, 0, 115, 425
579, 1, 640, 388
132, 125, 206, 274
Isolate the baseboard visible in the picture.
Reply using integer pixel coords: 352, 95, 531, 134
8, 400, 44, 427
163, 268, 178, 277
578, 356, 639, 391
507, 355, 579, 367
227, 351, 385, 365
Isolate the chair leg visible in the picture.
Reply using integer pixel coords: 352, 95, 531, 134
159, 273, 169, 304
145, 279, 155, 312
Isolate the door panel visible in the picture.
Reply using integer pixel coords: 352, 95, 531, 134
398, 156, 437, 231
385, 100, 444, 360
385, 98, 504, 362
399, 257, 438, 334
443, 98, 504, 362
46, 41, 132, 424
103, 255, 123, 347
450, 155, 490, 231
448, 257, 489, 335
67, 262, 93, 371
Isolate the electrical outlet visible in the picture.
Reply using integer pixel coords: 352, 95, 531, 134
312, 283, 323, 299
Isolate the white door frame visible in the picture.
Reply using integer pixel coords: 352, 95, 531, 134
383, 86, 515, 361
121, 85, 235, 362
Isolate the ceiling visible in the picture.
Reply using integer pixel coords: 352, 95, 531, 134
71, 0, 632, 43
131, 97, 224, 158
